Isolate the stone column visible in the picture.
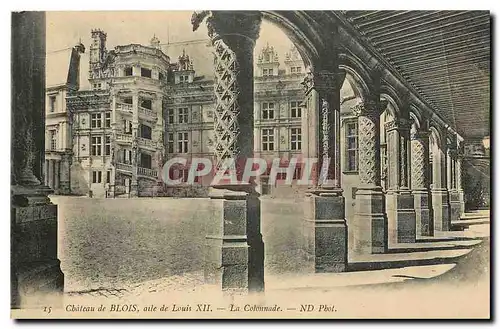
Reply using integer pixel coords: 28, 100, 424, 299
54, 161, 60, 192
456, 145, 465, 216
47, 160, 54, 190
385, 117, 416, 244
411, 130, 432, 236
431, 129, 451, 231
448, 141, 461, 222
192, 10, 264, 292
59, 153, 72, 194
352, 98, 388, 254
301, 67, 348, 273
11, 11, 63, 309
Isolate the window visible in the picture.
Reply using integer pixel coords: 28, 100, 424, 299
179, 75, 190, 83
290, 67, 296, 74
123, 120, 132, 134
262, 68, 268, 76
123, 149, 132, 164
105, 135, 111, 156
124, 67, 133, 76
268, 68, 273, 76
106, 170, 111, 184
168, 133, 174, 153
167, 109, 175, 124
49, 130, 57, 150
290, 101, 301, 118
140, 99, 152, 110
91, 113, 102, 129
105, 112, 111, 128
140, 124, 152, 140
262, 102, 275, 120
296, 67, 302, 73
345, 121, 359, 172
178, 132, 189, 153
159, 72, 164, 81
92, 171, 102, 184
141, 67, 152, 78
262, 129, 274, 151
123, 97, 133, 104
91, 136, 102, 156
290, 128, 302, 151
178, 108, 189, 124
49, 96, 56, 113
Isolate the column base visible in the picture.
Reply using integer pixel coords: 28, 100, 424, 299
58, 180, 71, 195
386, 189, 417, 244
449, 189, 462, 221
431, 189, 451, 231
412, 189, 433, 237
11, 185, 64, 310
458, 189, 465, 218
130, 182, 138, 198
205, 185, 264, 293
353, 186, 387, 255
303, 188, 347, 273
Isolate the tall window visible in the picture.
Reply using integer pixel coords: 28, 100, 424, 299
91, 136, 102, 156
140, 124, 152, 140
262, 102, 275, 120
262, 129, 274, 151
92, 171, 102, 184
290, 128, 302, 151
106, 170, 111, 184
105, 135, 111, 156
105, 112, 111, 128
167, 109, 175, 124
50, 130, 57, 150
178, 108, 189, 123
178, 132, 189, 153
290, 101, 301, 118
262, 68, 268, 76
49, 96, 56, 113
345, 121, 359, 172
124, 67, 133, 76
167, 133, 174, 153
91, 113, 102, 128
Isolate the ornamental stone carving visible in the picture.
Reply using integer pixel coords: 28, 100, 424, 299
352, 99, 387, 185
411, 131, 430, 190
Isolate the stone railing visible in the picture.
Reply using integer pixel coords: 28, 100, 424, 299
138, 167, 158, 178
116, 162, 133, 172
138, 106, 157, 120
137, 137, 156, 149
116, 102, 133, 114
116, 133, 133, 143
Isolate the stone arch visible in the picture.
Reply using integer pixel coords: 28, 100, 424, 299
338, 53, 373, 100
410, 105, 425, 130
261, 11, 328, 71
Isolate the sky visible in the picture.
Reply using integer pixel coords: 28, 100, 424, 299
46, 11, 299, 87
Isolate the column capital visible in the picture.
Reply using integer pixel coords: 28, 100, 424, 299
192, 11, 262, 45
301, 70, 345, 96
385, 117, 413, 132
411, 129, 430, 141
351, 99, 387, 119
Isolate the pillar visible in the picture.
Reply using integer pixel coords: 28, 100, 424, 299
385, 117, 416, 244
352, 98, 388, 254
59, 153, 72, 194
192, 10, 264, 292
411, 130, 433, 236
54, 160, 60, 192
456, 144, 465, 216
448, 139, 461, 222
431, 129, 451, 231
301, 66, 347, 272
11, 12, 64, 309
47, 160, 54, 190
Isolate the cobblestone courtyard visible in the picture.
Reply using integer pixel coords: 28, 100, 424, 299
53, 196, 490, 301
